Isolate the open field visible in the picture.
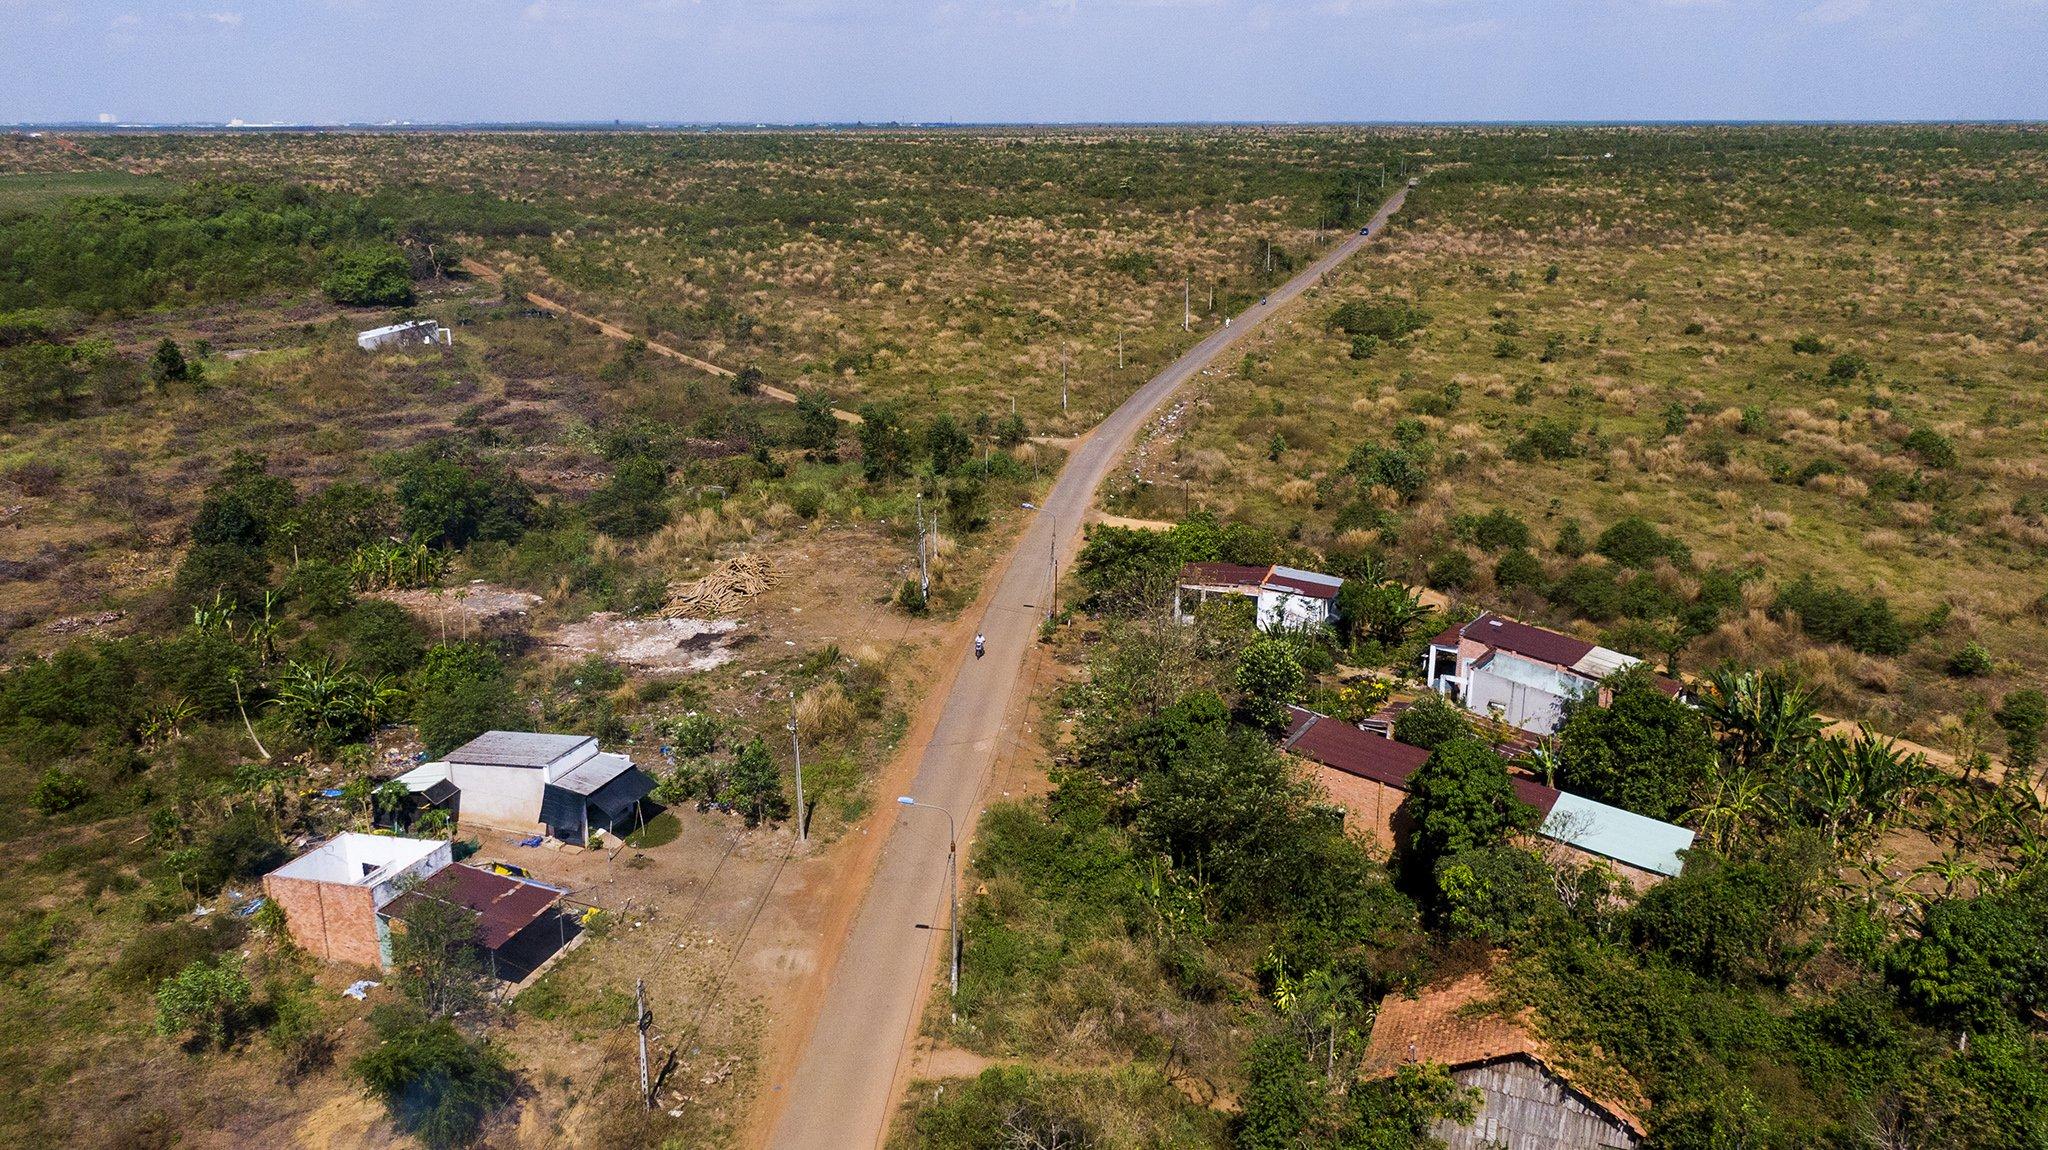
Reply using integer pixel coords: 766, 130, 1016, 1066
1107, 125, 2048, 738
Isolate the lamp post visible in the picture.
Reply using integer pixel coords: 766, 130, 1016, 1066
896, 795, 957, 997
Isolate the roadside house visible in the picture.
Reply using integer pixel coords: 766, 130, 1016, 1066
1362, 970, 1645, 1150
1424, 613, 1680, 735
1282, 706, 1693, 886
1175, 561, 1344, 631
436, 731, 656, 845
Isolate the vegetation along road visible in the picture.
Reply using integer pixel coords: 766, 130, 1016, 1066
763, 182, 1415, 1150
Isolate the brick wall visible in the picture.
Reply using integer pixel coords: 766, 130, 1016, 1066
262, 873, 382, 968
1312, 765, 1410, 856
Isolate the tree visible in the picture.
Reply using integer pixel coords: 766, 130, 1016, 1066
1393, 690, 1471, 752
1628, 840, 1827, 984
149, 338, 189, 389
1556, 665, 1715, 820
352, 1006, 514, 1150
1887, 876, 2048, 1031
923, 413, 972, 474
390, 894, 491, 1018
586, 453, 669, 537
1341, 1063, 1479, 1148
793, 389, 840, 453
1405, 738, 1537, 867
1434, 844, 1559, 944
154, 956, 252, 1049
412, 644, 526, 757
1337, 580, 1429, 647
1235, 637, 1305, 733
1995, 689, 2047, 777
274, 657, 397, 748
856, 402, 914, 482
389, 445, 535, 548
321, 244, 415, 306
726, 737, 787, 825
1235, 1032, 1327, 1150
1695, 666, 1822, 775
1074, 525, 1183, 614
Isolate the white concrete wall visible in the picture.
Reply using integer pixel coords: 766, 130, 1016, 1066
368, 841, 454, 909
446, 762, 546, 829
1257, 590, 1331, 632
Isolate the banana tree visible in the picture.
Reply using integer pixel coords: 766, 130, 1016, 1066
1696, 666, 1822, 775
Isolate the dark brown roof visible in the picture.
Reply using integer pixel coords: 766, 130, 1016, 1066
1462, 613, 1597, 668
383, 864, 561, 950
1179, 561, 1268, 590
1427, 621, 1464, 649
1361, 970, 1645, 1137
1284, 708, 1430, 789
1282, 707, 1561, 818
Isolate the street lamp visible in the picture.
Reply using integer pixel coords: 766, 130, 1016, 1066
896, 795, 958, 997
788, 689, 805, 844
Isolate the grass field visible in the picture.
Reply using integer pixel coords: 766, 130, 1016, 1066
1107, 125, 2048, 738
0, 170, 169, 212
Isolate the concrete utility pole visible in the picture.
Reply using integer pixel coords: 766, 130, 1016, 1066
1060, 345, 1068, 414
1117, 330, 1123, 370
789, 688, 805, 843
896, 797, 958, 998
636, 979, 652, 1107
1183, 272, 1191, 332
915, 493, 929, 599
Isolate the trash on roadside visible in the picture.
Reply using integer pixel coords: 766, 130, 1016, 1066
343, 980, 379, 1000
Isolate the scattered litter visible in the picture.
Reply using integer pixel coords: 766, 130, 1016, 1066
343, 980, 379, 1000
1021, 502, 1036, 510
517, 835, 545, 848
234, 897, 267, 918
46, 610, 124, 635
191, 905, 212, 917
319, 788, 345, 798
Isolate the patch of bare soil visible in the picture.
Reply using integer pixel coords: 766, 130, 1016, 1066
550, 613, 743, 673
373, 582, 541, 629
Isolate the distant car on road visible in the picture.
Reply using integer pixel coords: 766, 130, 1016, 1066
1407, 177, 1419, 187
1359, 226, 1370, 235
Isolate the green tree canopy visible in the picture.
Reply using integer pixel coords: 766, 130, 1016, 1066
1556, 665, 1715, 820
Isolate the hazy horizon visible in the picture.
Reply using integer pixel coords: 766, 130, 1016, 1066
4, 0, 2045, 126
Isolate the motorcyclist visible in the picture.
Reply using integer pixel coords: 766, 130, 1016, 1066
974, 632, 986, 658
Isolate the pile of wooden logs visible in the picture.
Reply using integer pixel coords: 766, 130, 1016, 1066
659, 554, 774, 618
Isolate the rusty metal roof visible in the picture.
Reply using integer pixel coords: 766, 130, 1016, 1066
1361, 970, 1646, 1137
1178, 561, 1268, 590
383, 863, 561, 951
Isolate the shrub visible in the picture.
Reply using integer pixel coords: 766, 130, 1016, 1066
1790, 334, 1828, 354
155, 956, 253, 1049
1771, 577, 1912, 656
30, 766, 90, 814
1462, 508, 1531, 552
1508, 419, 1577, 461
1826, 352, 1869, 381
321, 245, 415, 306
1903, 426, 1957, 469
1425, 551, 1475, 592
1327, 298, 1430, 341
1494, 548, 1545, 591
1947, 643, 1993, 678
353, 1007, 515, 1150
1594, 516, 1691, 569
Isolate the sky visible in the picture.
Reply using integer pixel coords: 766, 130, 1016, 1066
3, 0, 2045, 125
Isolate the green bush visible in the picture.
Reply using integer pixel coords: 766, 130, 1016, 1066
321, 244, 415, 307
352, 1006, 515, 1150
1327, 298, 1430, 341
1771, 576, 1912, 656
1948, 643, 1993, 678
1903, 426, 1957, 468
154, 956, 252, 1049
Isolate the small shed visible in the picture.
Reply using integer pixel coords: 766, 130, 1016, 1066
1362, 971, 1645, 1150
377, 762, 461, 831
357, 319, 451, 352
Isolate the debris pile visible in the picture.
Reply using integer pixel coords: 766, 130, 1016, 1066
660, 554, 773, 618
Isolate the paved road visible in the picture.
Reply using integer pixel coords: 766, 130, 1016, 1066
765, 184, 1413, 1150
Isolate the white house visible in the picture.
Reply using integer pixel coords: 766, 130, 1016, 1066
1424, 613, 1681, 736
1175, 562, 1344, 632
357, 319, 451, 352
435, 731, 655, 845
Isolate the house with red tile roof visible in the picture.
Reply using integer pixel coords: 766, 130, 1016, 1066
1424, 612, 1679, 736
1176, 562, 1344, 632
1361, 970, 1645, 1150
1282, 706, 1693, 884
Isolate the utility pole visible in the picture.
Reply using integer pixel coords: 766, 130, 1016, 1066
788, 688, 805, 843
915, 493, 929, 599
1183, 272, 1191, 332
1117, 330, 1123, 370
1048, 538, 1057, 621
1060, 344, 1068, 414
636, 979, 651, 1107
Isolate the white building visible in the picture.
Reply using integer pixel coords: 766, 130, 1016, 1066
435, 731, 654, 845
1175, 562, 1344, 633
357, 319, 451, 352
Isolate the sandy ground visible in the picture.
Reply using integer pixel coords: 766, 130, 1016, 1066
549, 613, 744, 673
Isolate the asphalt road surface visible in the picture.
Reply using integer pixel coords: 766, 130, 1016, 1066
765, 183, 1413, 1150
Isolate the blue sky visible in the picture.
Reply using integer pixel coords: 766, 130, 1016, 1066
3, 0, 2045, 124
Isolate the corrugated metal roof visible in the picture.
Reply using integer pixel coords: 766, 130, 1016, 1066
1569, 645, 1640, 680
1264, 565, 1343, 600
547, 750, 638, 796
383, 864, 560, 951
445, 731, 595, 769
587, 768, 656, 820
1284, 708, 1434, 791
394, 763, 451, 792
1541, 793, 1695, 878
